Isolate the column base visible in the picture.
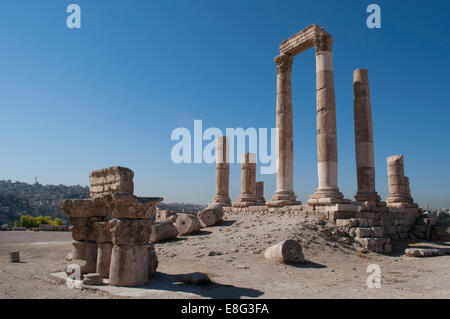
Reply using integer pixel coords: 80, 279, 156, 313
210, 195, 231, 207
266, 199, 301, 207
386, 195, 418, 208
255, 199, 266, 206
307, 189, 351, 206
232, 194, 257, 207
267, 190, 300, 207
232, 201, 257, 208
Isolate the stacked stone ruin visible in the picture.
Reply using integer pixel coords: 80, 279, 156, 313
60, 166, 162, 286
211, 25, 423, 253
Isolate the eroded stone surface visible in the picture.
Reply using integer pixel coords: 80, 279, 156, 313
174, 213, 201, 235
110, 219, 152, 246
264, 240, 305, 264
89, 166, 134, 198
150, 222, 178, 242
198, 203, 224, 227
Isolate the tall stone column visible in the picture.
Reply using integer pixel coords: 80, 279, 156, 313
211, 136, 231, 206
353, 69, 380, 205
268, 54, 299, 207
308, 31, 347, 206
233, 153, 257, 207
386, 155, 417, 207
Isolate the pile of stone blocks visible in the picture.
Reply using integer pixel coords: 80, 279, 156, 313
224, 202, 420, 254
151, 204, 224, 242
60, 166, 162, 287
409, 211, 450, 240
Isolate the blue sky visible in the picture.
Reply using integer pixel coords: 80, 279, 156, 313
0, 0, 449, 208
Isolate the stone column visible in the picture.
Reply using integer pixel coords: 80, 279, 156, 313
268, 54, 299, 206
60, 198, 109, 274
386, 155, 417, 207
353, 69, 380, 205
108, 194, 162, 287
211, 136, 231, 206
308, 31, 348, 206
233, 153, 257, 207
255, 181, 266, 205
94, 221, 113, 278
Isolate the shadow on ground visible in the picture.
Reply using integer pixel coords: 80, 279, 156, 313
287, 260, 327, 269
140, 272, 264, 299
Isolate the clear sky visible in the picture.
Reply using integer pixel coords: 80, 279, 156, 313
0, 0, 449, 208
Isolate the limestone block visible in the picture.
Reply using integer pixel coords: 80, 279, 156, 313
60, 196, 110, 218
174, 213, 201, 236
404, 248, 445, 257
109, 194, 163, 219
110, 219, 152, 246
89, 166, 134, 198
149, 222, 178, 242
109, 245, 150, 287
83, 273, 103, 286
69, 217, 105, 242
155, 209, 178, 223
336, 218, 358, 228
355, 228, 372, 238
10, 251, 20, 263
198, 203, 224, 227
96, 243, 113, 278
71, 241, 98, 274
264, 240, 305, 264
94, 221, 112, 244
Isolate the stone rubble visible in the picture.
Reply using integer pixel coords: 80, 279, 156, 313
60, 166, 162, 287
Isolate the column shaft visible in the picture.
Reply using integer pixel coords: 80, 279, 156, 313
211, 136, 231, 206
308, 31, 347, 205
268, 54, 299, 206
233, 153, 257, 207
353, 69, 380, 204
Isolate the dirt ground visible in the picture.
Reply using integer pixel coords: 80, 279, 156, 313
0, 210, 449, 299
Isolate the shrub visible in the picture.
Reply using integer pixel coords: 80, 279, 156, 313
19, 215, 65, 228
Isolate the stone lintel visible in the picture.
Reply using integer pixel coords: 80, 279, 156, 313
279, 24, 321, 56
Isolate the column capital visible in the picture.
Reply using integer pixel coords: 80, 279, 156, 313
313, 30, 333, 55
274, 54, 293, 73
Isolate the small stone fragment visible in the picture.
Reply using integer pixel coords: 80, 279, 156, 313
83, 273, 103, 285
10, 251, 20, 263
264, 239, 305, 264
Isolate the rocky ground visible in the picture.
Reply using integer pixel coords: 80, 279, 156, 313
0, 210, 449, 298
